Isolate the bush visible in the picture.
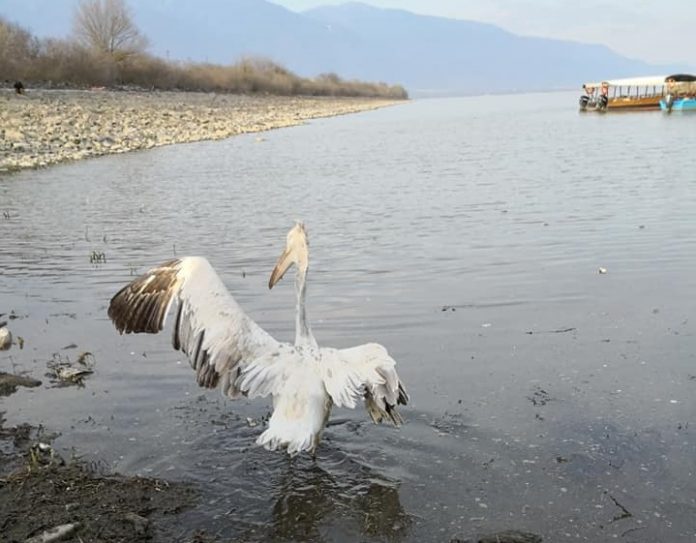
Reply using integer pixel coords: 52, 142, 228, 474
0, 17, 408, 99
0, 18, 39, 80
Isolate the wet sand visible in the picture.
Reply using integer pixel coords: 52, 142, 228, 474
0, 90, 401, 172
0, 411, 199, 543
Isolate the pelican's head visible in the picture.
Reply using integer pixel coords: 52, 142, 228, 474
269, 222, 309, 289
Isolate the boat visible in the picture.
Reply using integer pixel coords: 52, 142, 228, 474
660, 74, 696, 112
661, 97, 696, 111
579, 75, 668, 111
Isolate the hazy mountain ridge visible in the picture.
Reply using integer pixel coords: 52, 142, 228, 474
0, 0, 680, 95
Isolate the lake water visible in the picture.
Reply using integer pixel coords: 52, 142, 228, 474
1, 92, 695, 542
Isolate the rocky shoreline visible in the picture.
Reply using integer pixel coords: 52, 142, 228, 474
0, 90, 402, 172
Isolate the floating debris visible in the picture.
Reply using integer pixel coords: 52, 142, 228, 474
29, 441, 65, 469
605, 491, 633, 522
76, 351, 95, 366
525, 327, 576, 335
46, 352, 95, 386
527, 386, 554, 407
90, 250, 106, 264
452, 530, 543, 543
0, 321, 12, 350
57, 367, 93, 382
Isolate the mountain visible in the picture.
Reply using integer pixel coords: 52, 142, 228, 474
0, 0, 677, 95
302, 2, 665, 94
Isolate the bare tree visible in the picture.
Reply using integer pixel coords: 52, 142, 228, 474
0, 17, 40, 79
73, 0, 147, 60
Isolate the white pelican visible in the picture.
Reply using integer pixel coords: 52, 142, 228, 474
108, 223, 408, 455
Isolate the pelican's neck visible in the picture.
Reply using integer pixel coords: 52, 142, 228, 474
295, 266, 317, 348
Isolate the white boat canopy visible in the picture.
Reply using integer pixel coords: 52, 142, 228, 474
583, 75, 668, 89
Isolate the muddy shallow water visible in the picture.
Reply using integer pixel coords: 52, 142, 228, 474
1, 92, 695, 542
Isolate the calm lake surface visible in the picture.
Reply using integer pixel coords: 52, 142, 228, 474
1, 92, 695, 542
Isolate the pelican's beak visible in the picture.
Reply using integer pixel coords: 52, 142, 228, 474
269, 248, 294, 289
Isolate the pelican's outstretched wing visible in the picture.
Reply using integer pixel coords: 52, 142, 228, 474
335, 343, 409, 426
108, 257, 279, 398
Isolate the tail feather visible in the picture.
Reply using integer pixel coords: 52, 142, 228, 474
256, 393, 329, 455
256, 420, 316, 456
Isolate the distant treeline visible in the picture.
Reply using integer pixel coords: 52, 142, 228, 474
0, 14, 408, 99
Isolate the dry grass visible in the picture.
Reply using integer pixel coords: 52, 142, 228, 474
0, 17, 408, 99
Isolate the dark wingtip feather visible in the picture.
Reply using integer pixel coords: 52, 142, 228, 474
397, 382, 409, 405
385, 402, 404, 426
107, 260, 181, 335
172, 303, 183, 349
365, 391, 405, 427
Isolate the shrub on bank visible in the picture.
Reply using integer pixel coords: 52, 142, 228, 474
0, 17, 408, 99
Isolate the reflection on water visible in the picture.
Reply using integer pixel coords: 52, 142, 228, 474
2, 92, 696, 541
264, 455, 409, 542
149, 396, 410, 542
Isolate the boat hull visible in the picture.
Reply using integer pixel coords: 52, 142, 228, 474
660, 97, 696, 111
608, 96, 662, 110
579, 95, 662, 112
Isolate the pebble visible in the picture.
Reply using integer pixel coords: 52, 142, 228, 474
0, 90, 400, 172
25, 523, 79, 543
0, 324, 11, 350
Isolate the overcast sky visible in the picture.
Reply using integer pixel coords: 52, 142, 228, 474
273, 0, 695, 66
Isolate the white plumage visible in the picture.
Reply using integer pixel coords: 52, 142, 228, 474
108, 222, 408, 455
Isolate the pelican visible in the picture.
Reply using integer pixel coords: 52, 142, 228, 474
108, 223, 408, 455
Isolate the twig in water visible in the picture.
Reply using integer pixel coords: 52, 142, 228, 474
525, 327, 576, 335
606, 492, 633, 522
621, 526, 646, 537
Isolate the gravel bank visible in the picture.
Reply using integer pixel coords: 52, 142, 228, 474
0, 90, 402, 172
